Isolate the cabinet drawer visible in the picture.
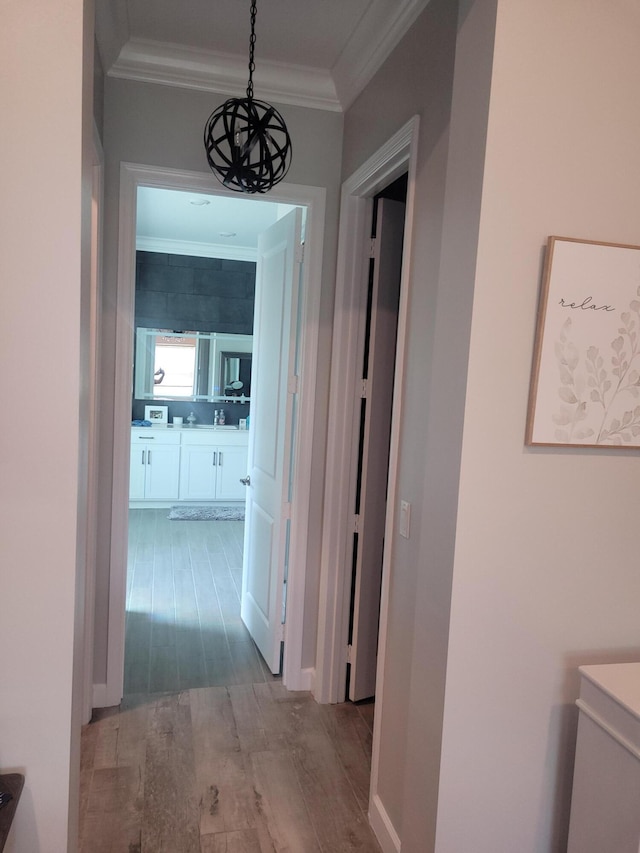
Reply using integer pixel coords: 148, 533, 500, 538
131, 428, 181, 444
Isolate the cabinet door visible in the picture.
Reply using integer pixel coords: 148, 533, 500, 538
216, 444, 248, 501
145, 444, 181, 499
179, 445, 218, 500
129, 444, 147, 499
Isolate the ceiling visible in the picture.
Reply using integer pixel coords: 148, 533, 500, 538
100, 1, 429, 253
136, 187, 295, 260
95, 0, 430, 111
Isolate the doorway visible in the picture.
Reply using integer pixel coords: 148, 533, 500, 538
316, 117, 419, 707
104, 163, 326, 707
346, 177, 407, 703
124, 186, 286, 695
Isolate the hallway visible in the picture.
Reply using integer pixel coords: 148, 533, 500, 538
79, 684, 378, 851
80, 510, 381, 850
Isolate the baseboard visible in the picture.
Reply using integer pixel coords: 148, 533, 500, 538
287, 666, 315, 692
369, 793, 401, 853
92, 683, 108, 709
90, 672, 316, 708
300, 666, 315, 692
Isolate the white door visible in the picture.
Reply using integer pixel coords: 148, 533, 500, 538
349, 198, 405, 701
241, 208, 302, 673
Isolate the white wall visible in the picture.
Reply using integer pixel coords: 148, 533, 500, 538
0, 1, 93, 851
345, 0, 640, 850
435, 1, 640, 851
93, 78, 344, 686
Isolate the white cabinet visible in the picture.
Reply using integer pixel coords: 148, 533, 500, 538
215, 445, 247, 500
568, 663, 640, 853
179, 431, 248, 502
130, 426, 249, 505
130, 429, 181, 500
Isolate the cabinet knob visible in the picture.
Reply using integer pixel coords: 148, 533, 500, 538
240, 476, 251, 486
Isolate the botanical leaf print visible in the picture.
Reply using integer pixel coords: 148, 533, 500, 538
553, 285, 640, 443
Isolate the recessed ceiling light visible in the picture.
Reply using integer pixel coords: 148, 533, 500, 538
219, 231, 237, 238
189, 198, 211, 206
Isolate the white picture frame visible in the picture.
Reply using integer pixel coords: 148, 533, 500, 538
144, 404, 169, 425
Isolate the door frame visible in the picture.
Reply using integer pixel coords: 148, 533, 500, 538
315, 116, 418, 853
82, 125, 104, 721
316, 116, 419, 705
105, 162, 326, 706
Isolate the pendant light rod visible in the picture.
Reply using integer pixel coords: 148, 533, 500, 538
246, 0, 256, 100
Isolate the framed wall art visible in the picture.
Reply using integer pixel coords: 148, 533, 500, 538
144, 404, 169, 425
526, 236, 640, 448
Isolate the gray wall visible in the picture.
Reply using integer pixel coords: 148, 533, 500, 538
342, 0, 465, 843
95, 77, 343, 682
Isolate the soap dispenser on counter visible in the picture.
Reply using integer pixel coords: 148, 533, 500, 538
218, 409, 225, 425
187, 411, 196, 427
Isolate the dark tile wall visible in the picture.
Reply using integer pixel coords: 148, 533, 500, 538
136, 251, 256, 334
131, 398, 250, 427
133, 251, 256, 425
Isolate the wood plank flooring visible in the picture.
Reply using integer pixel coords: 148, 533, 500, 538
125, 509, 271, 695
80, 509, 381, 851
80, 684, 379, 851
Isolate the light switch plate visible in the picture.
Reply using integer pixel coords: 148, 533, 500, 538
400, 500, 411, 539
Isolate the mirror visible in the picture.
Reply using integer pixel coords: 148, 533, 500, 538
220, 352, 252, 398
134, 329, 252, 402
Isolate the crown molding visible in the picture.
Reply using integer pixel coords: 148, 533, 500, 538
331, 0, 431, 110
109, 39, 342, 112
136, 235, 257, 262
94, 0, 129, 72
100, 0, 431, 112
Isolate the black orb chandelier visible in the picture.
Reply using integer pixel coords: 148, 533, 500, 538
203, 0, 292, 194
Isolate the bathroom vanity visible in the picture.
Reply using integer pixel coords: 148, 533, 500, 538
567, 662, 640, 853
130, 425, 249, 505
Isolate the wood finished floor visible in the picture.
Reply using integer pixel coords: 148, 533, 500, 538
125, 509, 272, 695
80, 685, 378, 852
80, 509, 381, 851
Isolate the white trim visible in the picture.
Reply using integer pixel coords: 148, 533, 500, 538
576, 699, 640, 762
315, 115, 420, 704
92, 682, 108, 710
281, 190, 325, 692
83, 125, 104, 721
296, 667, 316, 693
97, 1, 429, 113
109, 39, 341, 113
136, 235, 257, 262
369, 794, 402, 853
332, 0, 430, 111
105, 163, 325, 704
105, 163, 138, 708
